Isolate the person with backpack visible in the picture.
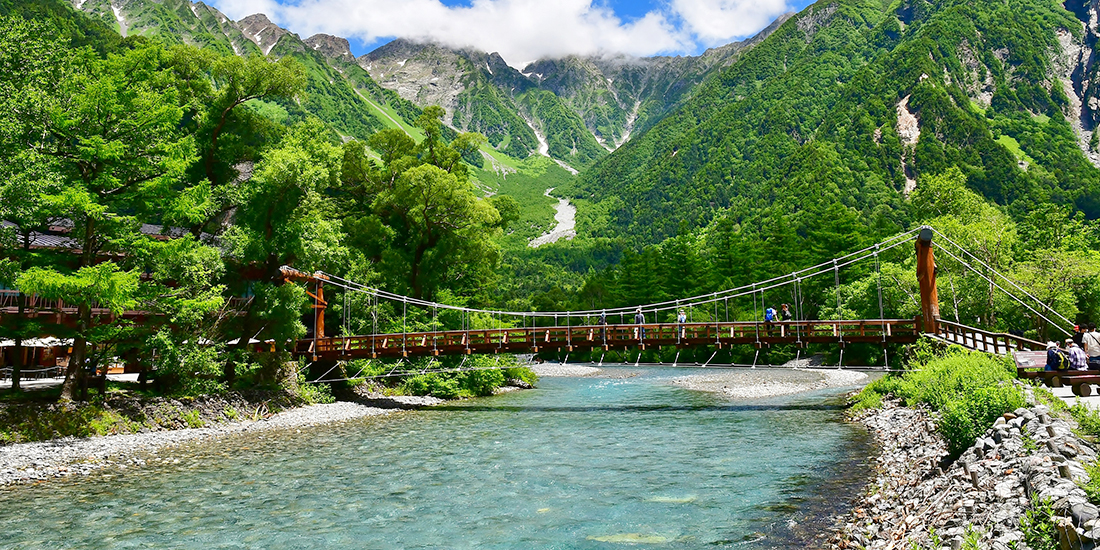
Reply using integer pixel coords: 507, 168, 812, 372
780, 304, 793, 321
634, 308, 646, 340
764, 306, 777, 323
1046, 341, 1069, 371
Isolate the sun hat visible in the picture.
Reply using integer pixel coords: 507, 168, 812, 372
1047, 341, 1058, 349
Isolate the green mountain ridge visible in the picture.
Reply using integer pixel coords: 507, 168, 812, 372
565, 0, 1100, 245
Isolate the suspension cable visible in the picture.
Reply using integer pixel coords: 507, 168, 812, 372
933, 244, 1071, 335
930, 227, 1074, 328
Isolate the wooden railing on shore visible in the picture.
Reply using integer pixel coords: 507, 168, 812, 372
931, 319, 1045, 355
295, 318, 924, 360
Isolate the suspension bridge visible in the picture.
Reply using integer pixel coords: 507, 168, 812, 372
284, 226, 1072, 371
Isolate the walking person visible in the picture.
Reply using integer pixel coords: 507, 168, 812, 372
780, 304, 793, 321
634, 308, 646, 340
676, 309, 687, 341
1066, 339, 1089, 371
764, 306, 776, 335
597, 311, 607, 342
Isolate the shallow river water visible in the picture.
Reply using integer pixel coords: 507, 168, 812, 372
0, 367, 872, 549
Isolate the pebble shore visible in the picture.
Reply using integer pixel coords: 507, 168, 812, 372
530, 363, 601, 377
671, 367, 869, 399
828, 384, 1100, 550
0, 402, 392, 487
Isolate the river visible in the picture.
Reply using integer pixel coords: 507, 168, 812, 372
0, 367, 872, 549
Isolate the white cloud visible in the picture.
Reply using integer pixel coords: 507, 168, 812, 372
207, 0, 791, 67
670, 0, 790, 46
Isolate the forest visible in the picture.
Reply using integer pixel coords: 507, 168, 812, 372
0, 5, 527, 402
0, 0, 1098, 404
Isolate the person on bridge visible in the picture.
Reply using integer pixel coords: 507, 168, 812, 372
634, 308, 646, 340
1084, 324, 1100, 369
764, 307, 776, 323
1066, 339, 1089, 371
676, 309, 687, 341
1046, 341, 1069, 371
597, 311, 608, 341
780, 304, 793, 322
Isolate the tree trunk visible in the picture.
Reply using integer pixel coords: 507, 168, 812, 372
62, 216, 97, 402
60, 303, 91, 402
11, 233, 36, 392
11, 292, 25, 392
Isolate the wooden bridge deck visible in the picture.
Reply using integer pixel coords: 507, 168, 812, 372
295, 318, 924, 360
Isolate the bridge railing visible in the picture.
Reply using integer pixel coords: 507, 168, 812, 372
932, 319, 1045, 355
299, 318, 923, 359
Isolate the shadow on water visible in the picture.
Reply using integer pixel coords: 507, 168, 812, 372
427, 403, 847, 413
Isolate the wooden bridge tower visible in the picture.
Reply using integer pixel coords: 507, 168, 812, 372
916, 227, 940, 333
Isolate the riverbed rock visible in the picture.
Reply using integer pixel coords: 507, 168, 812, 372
827, 385, 1100, 550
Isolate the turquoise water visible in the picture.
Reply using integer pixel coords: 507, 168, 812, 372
0, 368, 871, 549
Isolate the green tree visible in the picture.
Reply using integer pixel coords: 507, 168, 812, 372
0, 15, 68, 391
19, 44, 194, 401
374, 164, 501, 299
220, 119, 347, 381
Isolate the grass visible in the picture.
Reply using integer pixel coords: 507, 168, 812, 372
474, 156, 576, 249
353, 89, 426, 140
995, 135, 1037, 166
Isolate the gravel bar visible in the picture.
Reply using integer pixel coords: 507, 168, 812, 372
671, 367, 868, 399
531, 364, 601, 377
0, 402, 392, 487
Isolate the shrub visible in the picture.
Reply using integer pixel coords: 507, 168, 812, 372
1020, 497, 1059, 550
503, 366, 539, 387
1080, 461, 1100, 504
1069, 400, 1100, 438
848, 339, 1024, 457
939, 383, 1025, 456
180, 409, 205, 428
296, 375, 335, 404
402, 373, 462, 399
460, 368, 505, 397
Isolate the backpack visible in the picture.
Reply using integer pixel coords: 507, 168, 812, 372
765, 308, 776, 322
1055, 350, 1070, 371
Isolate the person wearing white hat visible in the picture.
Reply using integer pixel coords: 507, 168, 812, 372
1066, 338, 1089, 370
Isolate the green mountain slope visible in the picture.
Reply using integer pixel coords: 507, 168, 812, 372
564, 0, 1100, 245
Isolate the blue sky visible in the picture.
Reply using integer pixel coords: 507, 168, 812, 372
210, 0, 821, 67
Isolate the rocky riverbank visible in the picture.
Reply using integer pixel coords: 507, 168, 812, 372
0, 401, 394, 487
828, 384, 1100, 550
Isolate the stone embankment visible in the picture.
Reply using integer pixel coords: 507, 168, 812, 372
830, 385, 1100, 550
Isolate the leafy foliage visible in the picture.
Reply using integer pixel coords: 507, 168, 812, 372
851, 341, 1024, 456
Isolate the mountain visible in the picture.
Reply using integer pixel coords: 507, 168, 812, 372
62, 0, 788, 174
66, 0, 428, 144
563, 0, 1100, 245
359, 20, 787, 169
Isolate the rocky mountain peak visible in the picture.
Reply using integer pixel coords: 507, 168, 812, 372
237, 13, 291, 55
304, 33, 354, 62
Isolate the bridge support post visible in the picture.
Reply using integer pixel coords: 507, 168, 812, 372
916, 227, 940, 334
